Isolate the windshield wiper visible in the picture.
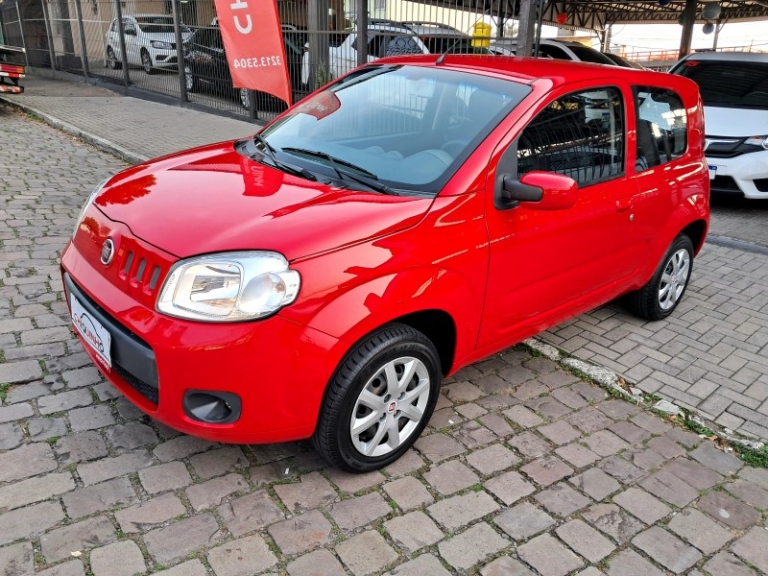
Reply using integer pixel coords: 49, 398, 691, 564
250, 134, 318, 182
281, 147, 395, 195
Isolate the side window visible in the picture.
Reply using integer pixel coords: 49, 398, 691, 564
517, 87, 625, 187
634, 86, 687, 171
538, 44, 569, 60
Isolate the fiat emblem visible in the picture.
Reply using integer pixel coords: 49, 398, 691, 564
387, 401, 397, 413
100, 238, 115, 266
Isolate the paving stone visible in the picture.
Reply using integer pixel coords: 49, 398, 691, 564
504, 405, 544, 428
568, 407, 613, 434
639, 470, 700, 508
115, 493, 187, 533
647, 435, 687, 459
384, 510, 444, 552
427, 491, 500, 530
187, 472, 249, 512
667, 508, 734, 554
268, 510, 332, 555
62, 477, 137, 519
152, 435, 217, 462
0, 541, 33, 576
274, 471, 337, 513
0, 402, 33, 423
731, 526, 768, 574
0, 442, 57, 482
552, 387, 589, 409
555, 442, 600, 468
34, 560, 86, 576
479, 412, 515, 437
103, 422, 158, 451
698, 490, 761, 530
188, 445, 248, 480
68, 404, 115, 431
738, 466, 768, 491
37, 388, 92, 415
481, 556, 536, 576
327, 468, 385, 494
632, 526, 703, 574
424, 460, 479, 495
438, 522, 507, 571
456, 402, 487, 419
582, 430, 629, 456
526, 396, 572, 421
466, 443, 521, 475
555, 519, 615, 562
604, 549, 665, 576
521, 456, 573, 486
54, 430, 108, 465
517, 533, 584, 576
581, 503, 644, 544
703, 551, 758, 576
509, 431, 551, 458
535, 482, 591, 517
61, 367, 101, 388
443, 381, 484, 402
691, 442, 744, 475
414, 433, 465, 463
144, 513, 224, 564
0, 500, 65, 546
485, 470, 535, 505
329, 492, 391, 531
27, 417, 68, 441
428, 405, 462, 429
538, 420, 581, 445
597, 399, 641, 420
608, 421, 652, 444
114, 397, 144, 421
569, 467, 621, 500
0, 360, 43, 384
494, 501, 555, 540
139, 461, 193, 494
336, 530, 398, 576
287, 548, 348, 576
662, 457, 723, 490
665, 427, 702, 449
597, 455, 645, 484
40, 515, 115, 563
382, 553, 451, 576
623, 445, 666, 471
0, 471, 75, 512
218, 489, 285, 536
630, 411, 672, 434
207, 534, 277, 576
89, 540, 146, 576
77, 450, 154, 485
383, 449, 425, 477
452, 420, 498, 448
613, 487, 671, 524
0, 422, 24, 449
383, 476, 433, 510
576, 569, 606, 576
725, 479, 768, 509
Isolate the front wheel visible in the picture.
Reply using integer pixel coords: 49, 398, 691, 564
106, 46, 121, 70
141, 50, 155, 74
184, 66, 197, 92
312, 324, 441, 472
627, 234, 694, 321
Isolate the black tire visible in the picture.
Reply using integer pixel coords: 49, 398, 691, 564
141, 50, 155, 75
184, 66, 198, 93
106, 47, 121, 70
627, 234, 694, 321
312, 323, 441, 472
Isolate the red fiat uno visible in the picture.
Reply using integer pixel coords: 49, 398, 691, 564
62, 56, 709, 471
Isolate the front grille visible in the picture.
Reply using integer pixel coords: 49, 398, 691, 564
113, 363, 159, 404
119, 250, 163, 294
711, 175, 742, 194
705, 136, 763, 159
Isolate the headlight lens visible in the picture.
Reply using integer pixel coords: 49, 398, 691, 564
745, 135, 768, 150
72, 179, 107, 239
151, 40, 173, 49
157, 251, 300, 322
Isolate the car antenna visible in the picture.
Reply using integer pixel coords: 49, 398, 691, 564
436, 16, 484, 65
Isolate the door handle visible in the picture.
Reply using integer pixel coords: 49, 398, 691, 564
616, 198, 633, 213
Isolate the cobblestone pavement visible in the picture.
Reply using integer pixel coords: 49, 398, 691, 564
708, 194, 768, 249
3, 84, 768, 575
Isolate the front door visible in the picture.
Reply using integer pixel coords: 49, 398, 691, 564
479, 85, 639, 349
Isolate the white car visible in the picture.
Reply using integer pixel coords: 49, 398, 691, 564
670, 51, 768, 199
489, 38, 617, 66
105, 14, 191, 74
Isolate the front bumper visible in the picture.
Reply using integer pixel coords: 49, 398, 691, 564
149, 47, 179, 68
61, 236, 339, 444
707, 148, 768, 199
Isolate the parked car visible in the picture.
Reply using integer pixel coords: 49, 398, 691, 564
670, 51, 768, 199
489, 38, 617, 66
183, 25, 306, 111
105, 14, 191, 74
602, 51, 645, 69
301, 19, 487, 85
62, 56, 708, 472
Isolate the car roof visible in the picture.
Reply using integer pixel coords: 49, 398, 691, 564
677, 51, 768, 64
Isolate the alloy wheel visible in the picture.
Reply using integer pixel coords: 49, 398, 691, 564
658, 248, 690, 310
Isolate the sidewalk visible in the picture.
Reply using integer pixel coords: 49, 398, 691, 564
1, 70, 768, 576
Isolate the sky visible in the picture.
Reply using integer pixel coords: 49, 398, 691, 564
609, 22, 768, 52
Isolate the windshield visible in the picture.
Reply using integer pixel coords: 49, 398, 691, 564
136, 17, 189, 34
675, 60, 768, 109
261, 65, 530, 194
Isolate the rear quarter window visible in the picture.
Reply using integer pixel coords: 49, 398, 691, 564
633, 87, 687, 171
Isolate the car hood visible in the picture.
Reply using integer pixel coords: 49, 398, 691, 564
94, 142, 433, 261
704, 105, 768, 137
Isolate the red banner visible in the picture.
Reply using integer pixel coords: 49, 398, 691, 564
213, 0, 292, 106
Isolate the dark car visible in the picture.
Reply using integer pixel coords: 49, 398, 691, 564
183, 26, 306, 111
602, 52, 645, 69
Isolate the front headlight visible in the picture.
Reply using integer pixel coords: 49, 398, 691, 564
157, 251, 300, 322
151, 40, 173, 50
72, 179, 108, 239
744, 135, 768, 150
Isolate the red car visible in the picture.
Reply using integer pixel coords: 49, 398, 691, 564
62, 56, 709, 472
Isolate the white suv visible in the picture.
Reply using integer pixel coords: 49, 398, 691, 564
105, 14, 191, 74
670, 52, 768, 199
489, 38, 616, 66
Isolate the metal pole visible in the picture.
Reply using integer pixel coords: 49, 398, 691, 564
517, 0, 536, 57
308, 0, 329, 91
356, 0, 367, 67
15, 2, 30, 67
114, 0, 130, 91
41, 0, 57, 70
601, 24, 612, 52
170, 0, 187, 102
713, 18, 724, 50
248, 90, 257, 119
678, 0, 697, 58
73, 0, 89, 77
533, 0, 545, 58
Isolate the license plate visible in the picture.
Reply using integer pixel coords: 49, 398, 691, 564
70, 294, 112, 368
708, 165, 717, 180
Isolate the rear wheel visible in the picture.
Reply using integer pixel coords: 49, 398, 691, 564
312, 323, 441, 472
184, 66, 197, 92
106, 46, 121, 70
239, 88, 250, 109
141, 50, 155, 74
627, 234, 694, 321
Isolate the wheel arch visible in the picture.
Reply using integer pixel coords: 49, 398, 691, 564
680, 219, 708, 255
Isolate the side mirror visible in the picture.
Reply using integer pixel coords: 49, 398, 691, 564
498, 170, 578, 211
